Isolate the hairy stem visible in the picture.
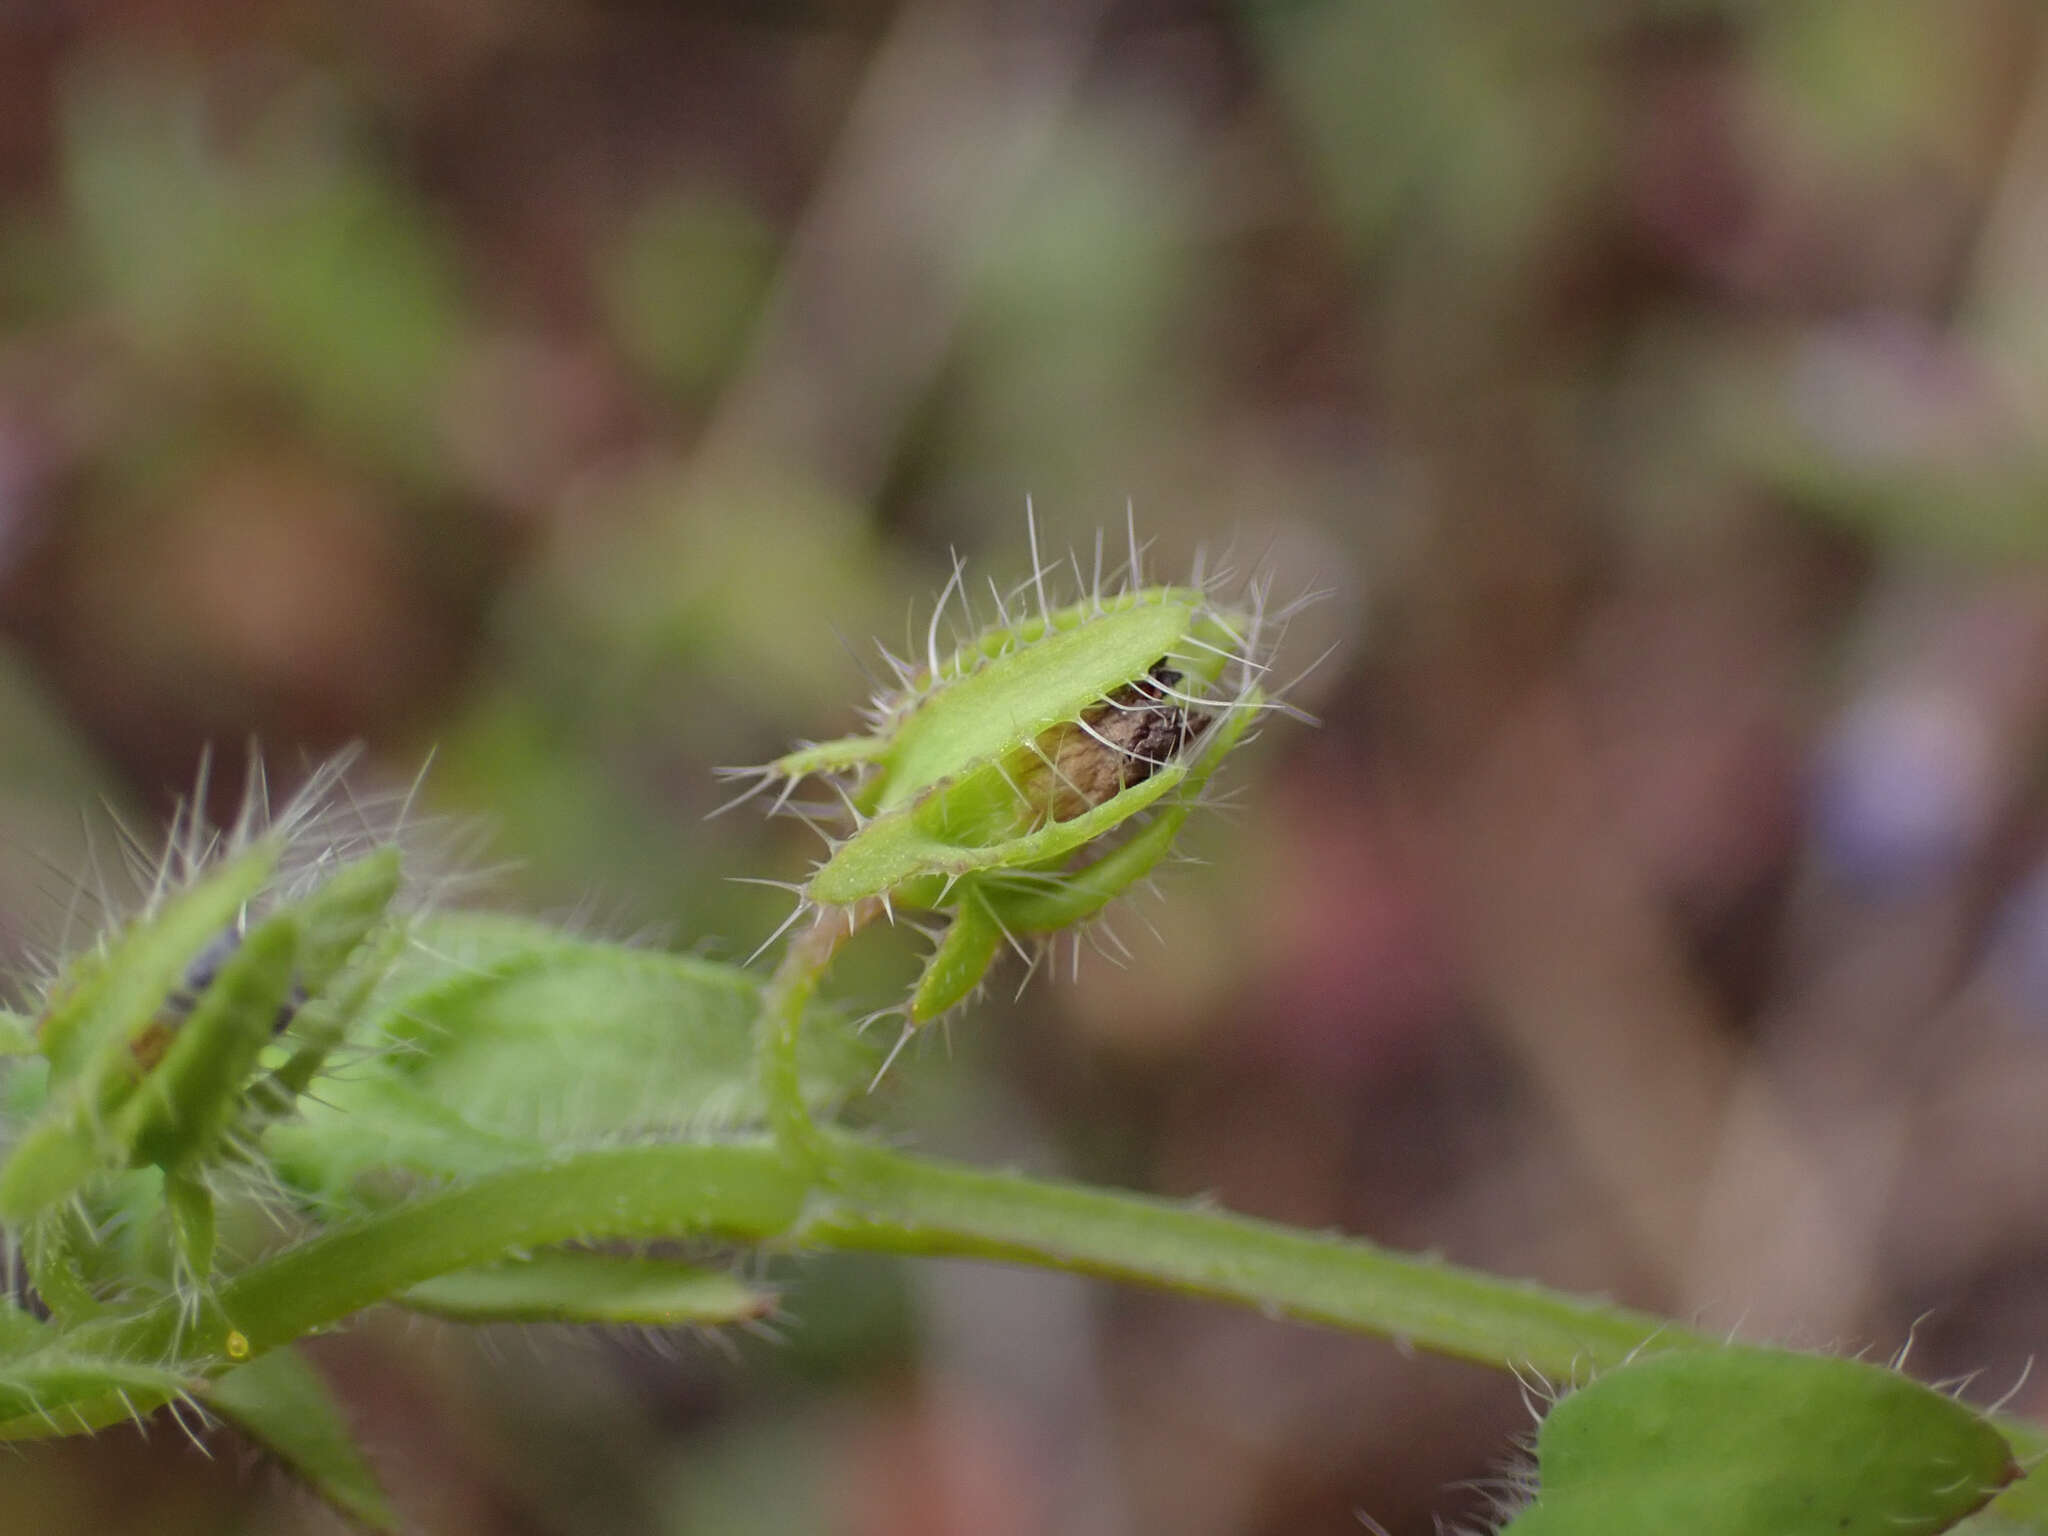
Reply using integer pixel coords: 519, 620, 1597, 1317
3, 1141, 811, 1438
754, 902, 874, 1169
804, 1133, 1685, 1376
4, 1132, 1694, 1438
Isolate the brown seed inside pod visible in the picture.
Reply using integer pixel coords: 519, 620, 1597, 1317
1020, 661, 1212, 823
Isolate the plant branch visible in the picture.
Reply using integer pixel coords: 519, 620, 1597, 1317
804, 1133, 1690, 1377
3, 1130, 1694, 1439
6, 1141, 810, 1437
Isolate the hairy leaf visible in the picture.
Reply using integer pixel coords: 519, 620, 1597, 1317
269, 917, 873, 1206
1501, 1348, 2018, 1536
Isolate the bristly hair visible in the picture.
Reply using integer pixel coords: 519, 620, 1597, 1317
10, 745, 484, 1016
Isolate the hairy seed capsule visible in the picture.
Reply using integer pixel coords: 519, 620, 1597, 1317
1020, 661, 1212, 823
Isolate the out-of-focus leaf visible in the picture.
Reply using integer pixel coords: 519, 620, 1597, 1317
598, 191, 776, 400
1753, 8, 1979, 169
1711, 320, 2048, 560
954, 118, 1197, 472
207, 1346, 397, 1534
18, 1207, 102, 1326
0, 1304, 48, 1359
0, 1348, 192, 1429
401, 1251, 771, 1326
60, 59, 463, 483
294, 848, 403, 997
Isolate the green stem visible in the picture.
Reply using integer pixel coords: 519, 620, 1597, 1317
754, 903, 872, 1170
805, 1133, 1687, 1377
88, 1143, 804, 1365
22, 1134, 2044, 1525
4, 1141, 810, 1438
5, 1133, 1693, 1438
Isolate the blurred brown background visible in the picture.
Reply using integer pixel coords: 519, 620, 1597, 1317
4, 1, 2048, 1532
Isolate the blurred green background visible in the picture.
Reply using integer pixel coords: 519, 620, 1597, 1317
4, 2, 2048, 1532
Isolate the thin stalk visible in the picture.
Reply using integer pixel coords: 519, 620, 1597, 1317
754, 902, 874, 1169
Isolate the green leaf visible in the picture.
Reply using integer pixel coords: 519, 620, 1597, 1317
269, 1076, 544, 1207
401, 1251, 772, 1326
245, 851, 406, 1120
1960, 1417, 2048, 1533
0, 1012, 33, 1054
1501, 1347, 2019, 1535
292, 846, 403, 996
376, 923, 871, 1139
0, 1303, 50, 1359
269, 918, 873, 1204
253, 923, 405, 1117
0, 1121, 104, 1234
207, 1346, 398, 1534
368, 909, 606, 995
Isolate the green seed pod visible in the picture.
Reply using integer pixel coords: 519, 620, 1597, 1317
731, 528, 1293, 1023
